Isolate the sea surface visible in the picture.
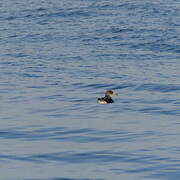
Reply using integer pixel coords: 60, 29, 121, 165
0, 0, 180, 180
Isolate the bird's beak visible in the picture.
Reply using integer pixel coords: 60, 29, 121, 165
114, 93, 118, 96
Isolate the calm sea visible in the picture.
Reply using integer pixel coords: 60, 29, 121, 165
0, 0, 180, 179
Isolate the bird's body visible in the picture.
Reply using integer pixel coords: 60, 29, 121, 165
97, 96, 114, 104
97, 90, 117, 104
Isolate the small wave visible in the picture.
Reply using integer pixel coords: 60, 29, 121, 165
0, 127, 158, 143
135, 83, 180, 92
47, 9, 92, 18
139, 107, 180, 116
1, 149, 171, 166
75, 83, 115, 90
15, 177, 102, 180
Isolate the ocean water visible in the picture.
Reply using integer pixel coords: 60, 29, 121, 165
0, 0, 180, 179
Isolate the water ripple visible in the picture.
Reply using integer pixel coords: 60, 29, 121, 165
16, 178, 102, 180
1, 0, 180, 179
135, 83, 180, 92
0, 127, 165, 143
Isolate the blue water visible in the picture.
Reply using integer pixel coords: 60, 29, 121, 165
0, 0, 180, 179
